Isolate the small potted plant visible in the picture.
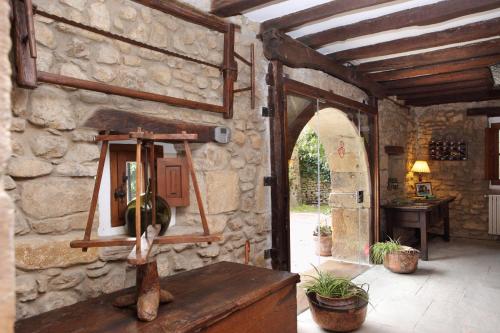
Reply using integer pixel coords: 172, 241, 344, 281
313, 223, 332, 256
371, 238, 420, 274
305, 266, 369, 332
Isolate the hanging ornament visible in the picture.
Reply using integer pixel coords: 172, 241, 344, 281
337, 140, 345, 158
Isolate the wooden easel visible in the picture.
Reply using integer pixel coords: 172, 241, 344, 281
70, 128, 222, 321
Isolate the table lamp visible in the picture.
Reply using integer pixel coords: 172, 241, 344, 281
411, 160, 430, 182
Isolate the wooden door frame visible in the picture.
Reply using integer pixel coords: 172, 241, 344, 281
268, 62, 380, 271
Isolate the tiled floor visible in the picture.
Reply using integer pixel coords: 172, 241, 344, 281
298, 238, 500, 333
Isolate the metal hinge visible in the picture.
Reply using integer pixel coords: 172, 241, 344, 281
262, 106, 274, 117
263, 176, 276, 186
264, 248, 278, 259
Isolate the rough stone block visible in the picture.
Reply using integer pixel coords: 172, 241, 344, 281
7, 157, 53, 178
206, 170, 239, 214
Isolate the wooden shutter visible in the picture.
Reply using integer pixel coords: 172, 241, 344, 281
157, 157, 190, 207
485, 127, 499, 181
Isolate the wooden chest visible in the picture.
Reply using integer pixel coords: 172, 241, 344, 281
16, 261, 300, 333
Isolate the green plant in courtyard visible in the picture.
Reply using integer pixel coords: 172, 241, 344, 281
296, 128, 331, 182
370, 238, 403, 264
313, 224, 332, 237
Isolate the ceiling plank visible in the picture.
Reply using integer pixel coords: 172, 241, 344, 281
467, 107, 500, 117
388, 78, 493, 96
298, 0, 500, 49
211, 0, 282, 17
357, 39, 500, 73
381, 68, 492, 90
369, 54, 500, 81
260, 0, 394, 33
330, 18, 500, 62
405, 90, 500, 106
397, 86, 491, 101
262, 29, 386, 98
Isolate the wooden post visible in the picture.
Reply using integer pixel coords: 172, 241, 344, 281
223, 23, 237, 119
135, 137, 142, 254
136, 261, 160, 321
368, 96, 380, 244
148, 142, 157, 227
12, 0, 37, 88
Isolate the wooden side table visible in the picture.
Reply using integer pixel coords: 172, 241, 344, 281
382, 197, 455, 260
16, 262, 300, 333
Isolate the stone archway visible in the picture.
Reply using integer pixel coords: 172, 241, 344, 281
308, 108, 371, 264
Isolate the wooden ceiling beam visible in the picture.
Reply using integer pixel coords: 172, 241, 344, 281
369, 54, 500, 81
387, 78, 492, 96
467, 107, 500, 117
260, 0, 394, 33
357, 39, 500, 73
298, 0, 500, 49
405, 90, 500, 106
262, 29, 386, 98
211, 0, 282, 17
397, 86, 491, 101
330, 18, 500, 62
381, 68, 492, 90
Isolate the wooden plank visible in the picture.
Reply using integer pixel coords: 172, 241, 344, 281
357, 39, 500, 73
135, 140, 143, 254
369, 54, 500, 81
127, 225, 161, 265
13, 0, 37, 88
70, 233, 223, 248
134, 0, 230, 32
283, 78, 377, 115
84, 109, 220, 143
388, 78, 492, 96
183, 140, 210, 235
331, 18, 500, 62
298, 0, 500, 49
15, 262, 299, 333
37, 71, 225, 114
381, 68, 492, 90
223, 23, 237, 119
467, 107, 500, 117
398, 86, 490, 101
211, 0, 283, 17
262, 29, 386, 98
405, 90, 500, 106
260, 0, 394, 33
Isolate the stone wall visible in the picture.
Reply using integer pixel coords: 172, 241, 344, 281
299, 178, 330, 205
11, 0, 271, 319
1, 1, 15, 332
413, 100, 500, 240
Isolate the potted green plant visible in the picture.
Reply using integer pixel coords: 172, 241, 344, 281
305, 266, 369, 332
313, 224, 332, 256
371, 239, 420, 274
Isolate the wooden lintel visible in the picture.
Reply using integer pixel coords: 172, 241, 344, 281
299, 0, 500, 49
262, 29, 386, 98
388, 78, 492, 96
211, 0, 282, 17
384, 146, 404, 155
405, 90, 500, 106
398, 86, 490, 101
70, 234, 223, 248
467, 107, 500, 117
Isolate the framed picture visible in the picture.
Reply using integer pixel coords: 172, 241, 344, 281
415, 182, 432, 197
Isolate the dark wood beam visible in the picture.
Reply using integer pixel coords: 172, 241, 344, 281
330, 18, 500, 61
262, 29, 386, 98
388, 78, 493, 96
405, 90, 500, 106
467, 107, 500, 117
369, 54, 500, 81
211, 0, 282, 17
398, 86, 491, 101
381, 68, 492, 90
357, 39, 500, 73
260, 0, 394, 33
134, 0, 229, 32
298, 0, 500, 49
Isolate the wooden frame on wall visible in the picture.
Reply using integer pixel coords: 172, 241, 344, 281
11, 0, 247, 118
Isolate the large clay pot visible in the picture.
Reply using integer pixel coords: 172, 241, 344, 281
384, 246, 419, 274
307, 292, 368, 332
313, 235, 332, 256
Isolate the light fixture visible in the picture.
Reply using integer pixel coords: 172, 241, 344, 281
411, 160, 430, 182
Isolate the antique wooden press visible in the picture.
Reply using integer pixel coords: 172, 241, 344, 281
70, 127, 222, 321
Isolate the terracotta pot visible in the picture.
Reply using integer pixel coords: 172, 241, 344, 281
383, 246, 419, 274
313, 235, 332, 256
307, 293, 368, 332
316, 294, 357, 308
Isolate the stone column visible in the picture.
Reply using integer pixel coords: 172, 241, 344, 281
0, 0, 15, 332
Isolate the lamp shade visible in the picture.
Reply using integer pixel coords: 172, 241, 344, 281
411, 160, 430, 173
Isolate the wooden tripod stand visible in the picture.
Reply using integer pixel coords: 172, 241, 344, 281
70, 128, 222, 321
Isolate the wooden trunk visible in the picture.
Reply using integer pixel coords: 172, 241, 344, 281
15, 262, 300, 333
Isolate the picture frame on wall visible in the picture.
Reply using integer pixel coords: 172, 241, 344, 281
415, 182, 433, 197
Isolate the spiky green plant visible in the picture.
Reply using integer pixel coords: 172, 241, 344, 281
313, 224, 332, 237
370, 238, 402, 264
304, 265, 368, 301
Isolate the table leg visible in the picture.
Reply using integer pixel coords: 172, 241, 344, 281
419, 212, 429, 261
443, 204, 450, 242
